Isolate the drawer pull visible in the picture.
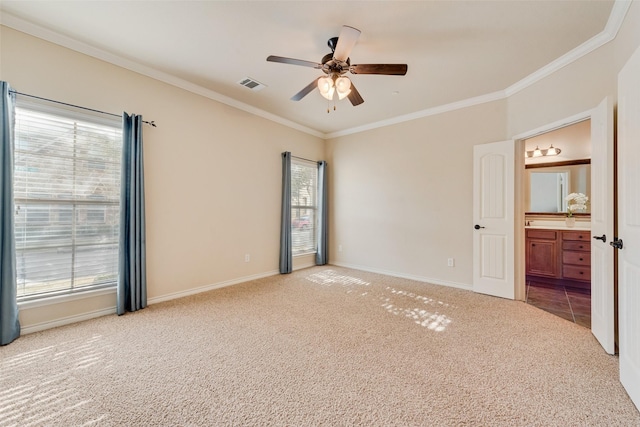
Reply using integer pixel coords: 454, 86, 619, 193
579, 258, 583, 261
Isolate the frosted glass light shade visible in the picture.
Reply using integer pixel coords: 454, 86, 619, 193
335, 77, 352, 100
318, 77, 334, 100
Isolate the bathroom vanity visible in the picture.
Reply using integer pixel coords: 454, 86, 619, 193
525, 223, 591, 290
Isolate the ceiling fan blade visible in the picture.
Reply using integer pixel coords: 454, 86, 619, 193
291, 77, 321, 101
333, 26, 361, 62
347, 82, 364, 106
350, 64, 408, 75
267, 55, 323, 69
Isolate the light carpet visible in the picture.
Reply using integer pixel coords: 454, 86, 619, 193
1, 266, 639, 426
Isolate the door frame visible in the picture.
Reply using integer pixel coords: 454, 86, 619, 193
511, 109, 594, 301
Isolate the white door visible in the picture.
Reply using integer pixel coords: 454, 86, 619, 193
473, 141, 515, 299
617, 44, 640, 411
590, 97, 615, 355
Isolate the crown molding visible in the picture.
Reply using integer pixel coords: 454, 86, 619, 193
504, 0, 631, 97
325, 90, 507, 139
0, 13, 325, 139
330, 0, 632, 139
1, 0, 632, 140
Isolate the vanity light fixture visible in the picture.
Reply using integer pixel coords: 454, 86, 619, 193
525, 144, 561, 158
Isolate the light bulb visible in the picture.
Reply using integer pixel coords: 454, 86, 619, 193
317, 77, 334, 100
335, 77, 352, 100
547, 145, 561, 156
532, 146, 542, 157
335, 77, 351, 91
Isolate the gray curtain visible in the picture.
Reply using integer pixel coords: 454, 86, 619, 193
0, 82, 20, 345
316, 161, 328, 265
117, 113, 147, 315
279, 152, 292, 274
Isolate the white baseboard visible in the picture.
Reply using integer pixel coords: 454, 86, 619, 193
20, 269, 281, 335
21, 307, 116, 335
22, 264, 459, 336
330, 262, 473, 291
147, 269, 281, 305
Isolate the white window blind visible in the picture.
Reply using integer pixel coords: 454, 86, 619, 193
14, 102, 122, 300
291, 159, 318, 255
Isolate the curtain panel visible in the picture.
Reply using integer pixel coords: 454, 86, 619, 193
279, 152, 293, 274
0, 82, 20, 345
117, 113, 147, 315
316, 161, 328, 266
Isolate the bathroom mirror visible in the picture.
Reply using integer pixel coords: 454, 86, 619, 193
525, 160, 590, 214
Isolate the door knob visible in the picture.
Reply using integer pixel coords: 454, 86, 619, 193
593, 234, 606, 243
474, 224, 485, 230
610, 238, 624, 250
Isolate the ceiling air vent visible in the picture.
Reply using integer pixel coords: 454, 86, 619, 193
237, 77, 266, 91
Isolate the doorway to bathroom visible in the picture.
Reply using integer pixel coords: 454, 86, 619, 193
523, 120, 592, 328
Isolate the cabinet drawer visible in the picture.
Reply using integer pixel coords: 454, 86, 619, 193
563, 231, 590, 241
563, 251, 591, 266
563, 241, 590, 251
526, 230, 557, 240
563, 265, 591, 281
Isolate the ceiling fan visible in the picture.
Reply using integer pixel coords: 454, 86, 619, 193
267, 25, 408, 108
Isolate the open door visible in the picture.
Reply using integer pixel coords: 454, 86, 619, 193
473, 141, 515, 299
590, 97, 615, 355
617, 44, 640, 412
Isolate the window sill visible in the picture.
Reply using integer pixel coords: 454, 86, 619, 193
18, 286, 116, 309
294, 251, 317, 257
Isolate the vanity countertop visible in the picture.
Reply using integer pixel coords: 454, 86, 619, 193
525, 224, 591, 231
525, 219, 591, 231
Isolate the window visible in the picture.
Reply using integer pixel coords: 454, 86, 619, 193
13, 101, 122, 300
291, 159, 317, 255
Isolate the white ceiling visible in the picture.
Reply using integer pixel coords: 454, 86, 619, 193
0, 1, 621, 137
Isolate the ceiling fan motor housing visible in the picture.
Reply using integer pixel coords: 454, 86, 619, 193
321, 52, 350, 75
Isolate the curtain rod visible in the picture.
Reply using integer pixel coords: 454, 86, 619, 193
292, 155, 318, 163
9, 90, 157, 127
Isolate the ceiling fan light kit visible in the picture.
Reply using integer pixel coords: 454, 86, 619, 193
267, 25, 408, 111
317, 75, 352, 101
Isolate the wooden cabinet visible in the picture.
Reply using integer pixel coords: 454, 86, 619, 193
525, 228, 591, 288
561, 231, 591, 284
526, 229, 559, 278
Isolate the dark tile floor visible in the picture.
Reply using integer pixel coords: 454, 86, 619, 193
525, 281, 591, 329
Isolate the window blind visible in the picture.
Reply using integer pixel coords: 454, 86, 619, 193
291, 159, 317, 255
14, 104, 122, 300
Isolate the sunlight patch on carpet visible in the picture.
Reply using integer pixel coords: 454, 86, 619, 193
304, 269, 452, 331
305, 270, 370, 288
380, 302, 452, 331
380, 286, 453, 331
0, 335, 112, 426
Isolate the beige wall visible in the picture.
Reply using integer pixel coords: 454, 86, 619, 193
326, 100, 508, 288
0, 26, 324, 331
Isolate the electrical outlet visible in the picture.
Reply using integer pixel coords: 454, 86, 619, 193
447, 258, 455, 267
338, 245, 343, 252
244, 254, 250, 262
